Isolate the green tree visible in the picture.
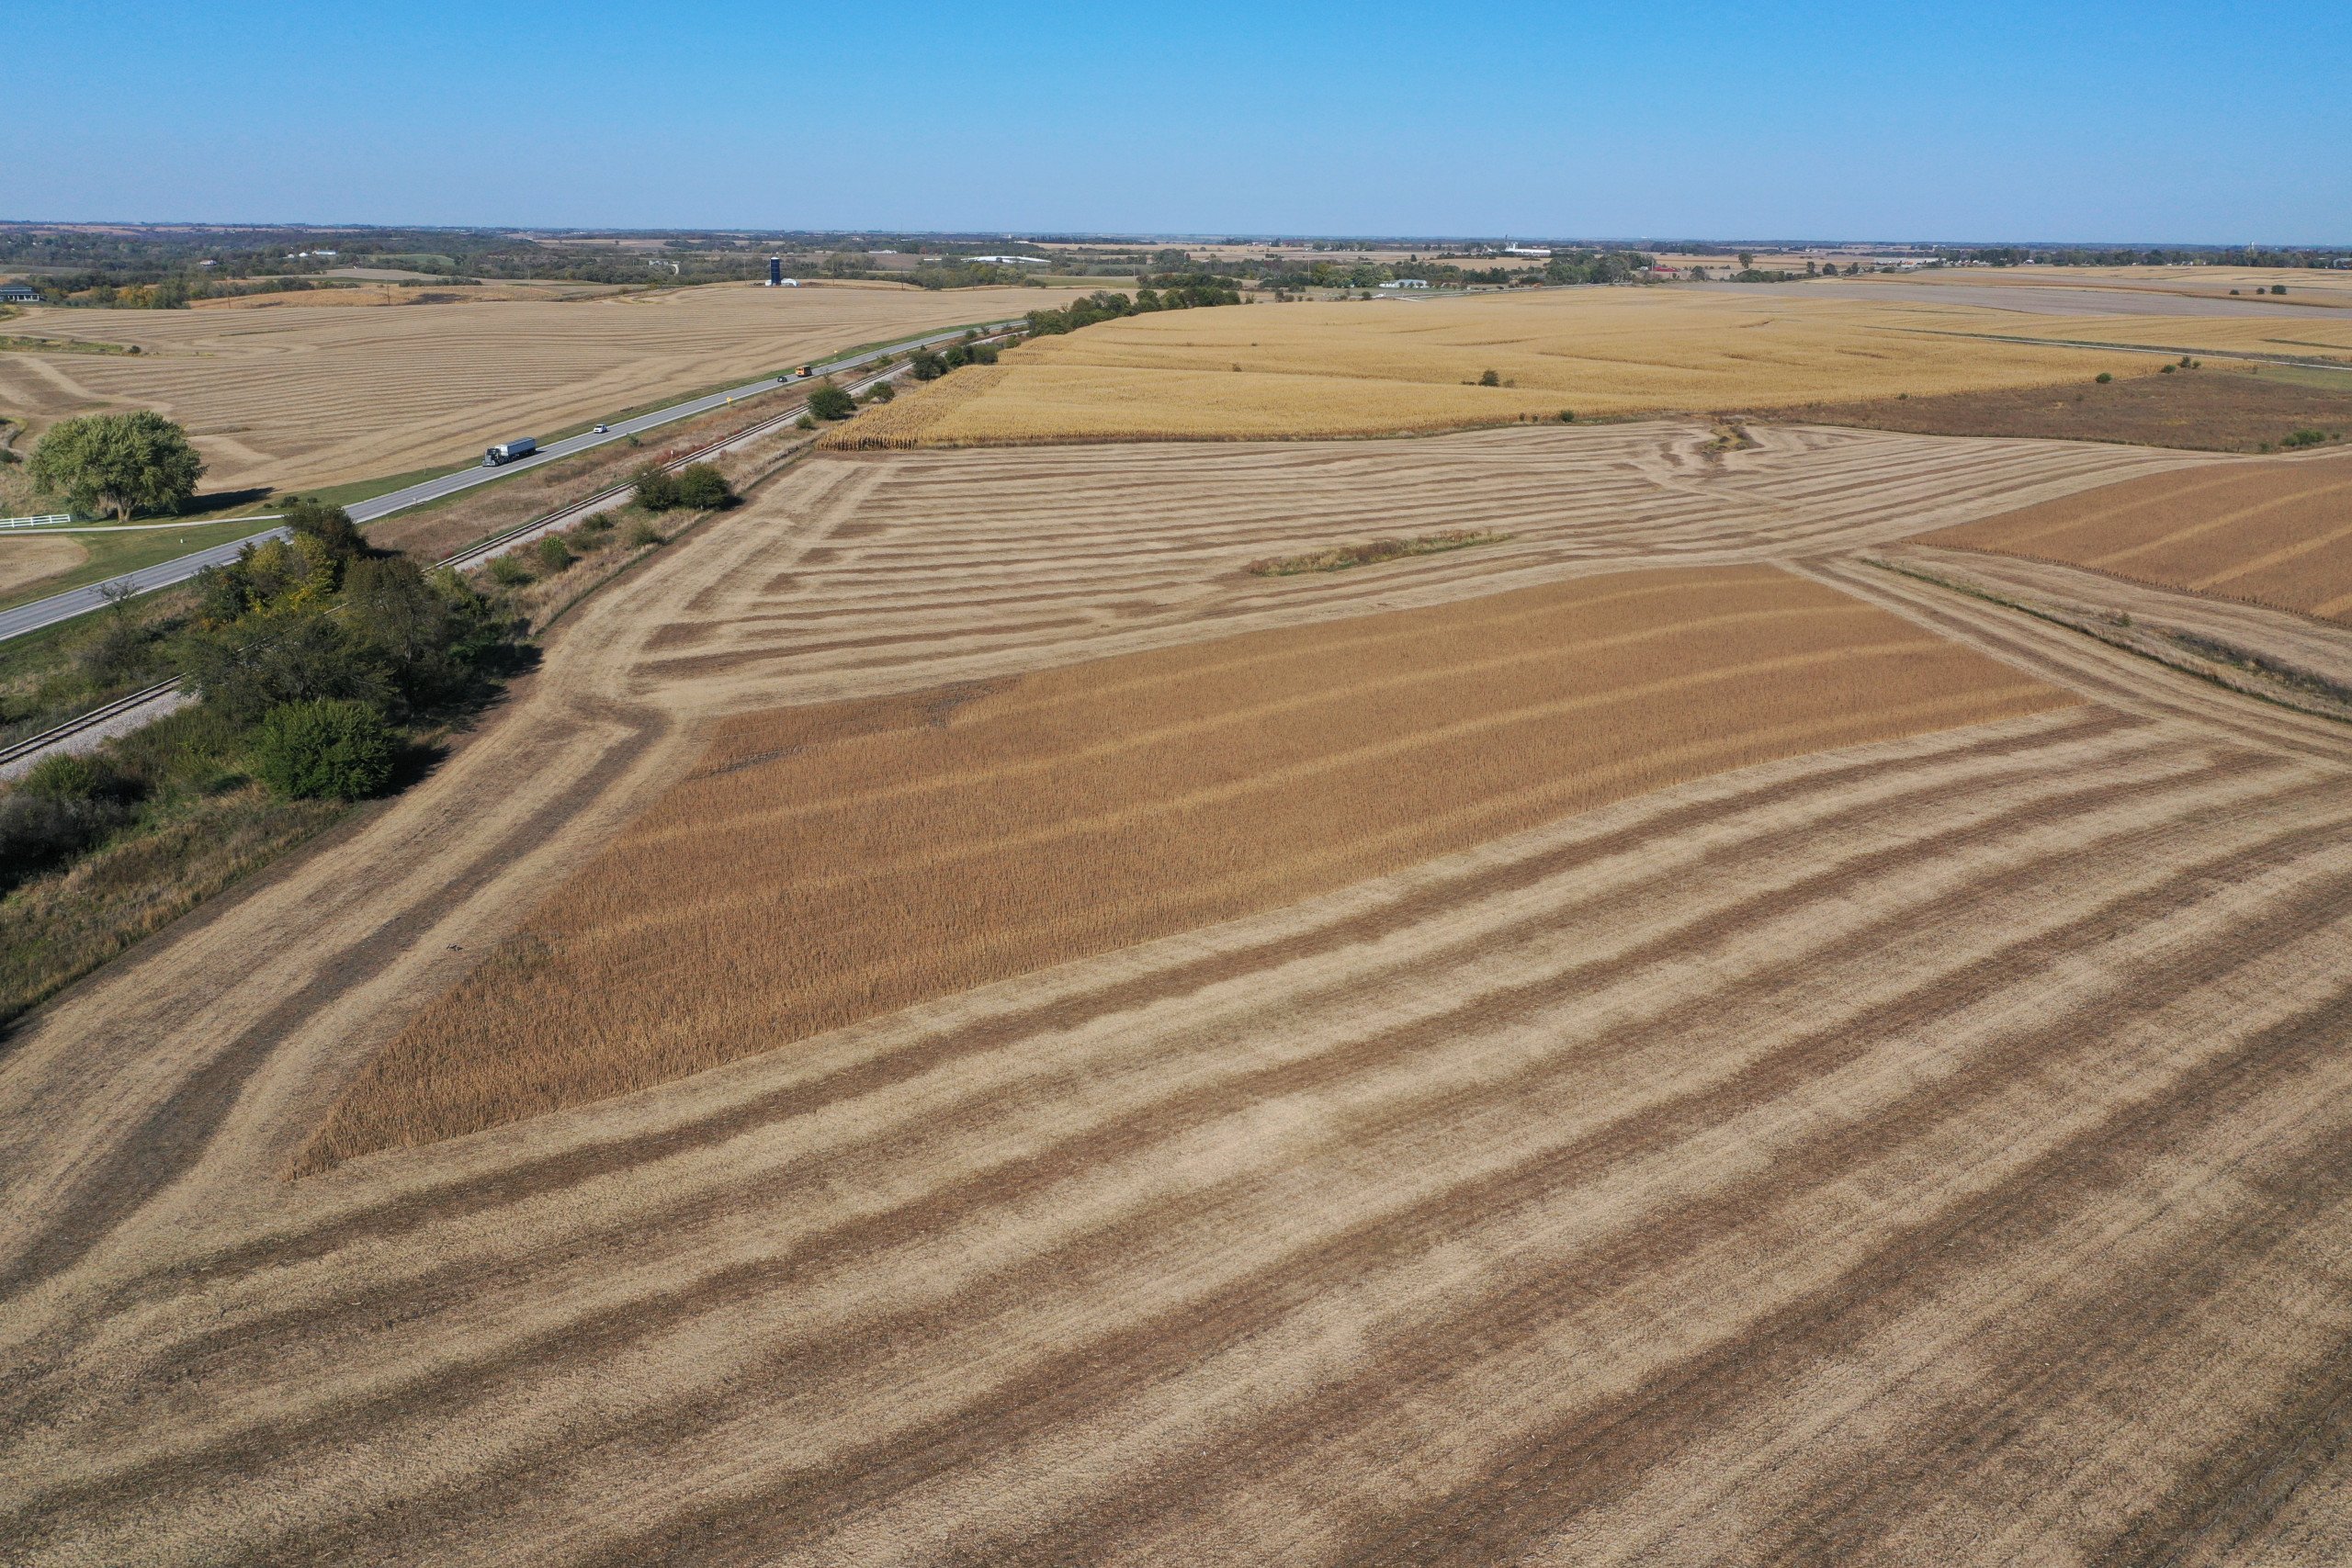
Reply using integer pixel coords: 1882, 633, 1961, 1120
632, 463, 681, 511
672, 463, 731, 509
28, 411, 205, 520
252, 699, 398, 800
343, 554, 466, 711
178, 608, 390, 724
282, 496, 365, 562
807, 384, 857, 420
907, 348, 947, 381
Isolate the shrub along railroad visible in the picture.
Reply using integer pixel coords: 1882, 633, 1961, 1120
0, 498, 525, 1024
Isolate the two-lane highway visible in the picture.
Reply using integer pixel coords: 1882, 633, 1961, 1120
0, 318, 1021, 643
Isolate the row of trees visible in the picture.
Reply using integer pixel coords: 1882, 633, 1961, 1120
907, 338, 1001, 379
1938, 245, 2350, 269
6, 274, 349, 310
3, 499, 525, 885
1024, 281, 1242, 336
183, 499, 514, 741
1249, 249, 1655, 292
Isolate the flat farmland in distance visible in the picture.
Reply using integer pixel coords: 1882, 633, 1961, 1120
0, 281, 1063, 491
1856, 262, 2352, 310
1923, 447, 2352, 625
302, 564, 2071, 1165
835, 288, 2162, 446
1778, 362, 2352, 452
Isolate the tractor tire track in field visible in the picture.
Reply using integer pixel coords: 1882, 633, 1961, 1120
4, 422, 2351, 1564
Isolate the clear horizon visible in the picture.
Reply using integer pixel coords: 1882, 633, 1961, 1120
5, 0, 2346, 245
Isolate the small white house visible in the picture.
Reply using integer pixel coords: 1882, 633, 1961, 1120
0, 283, 40, 303
1379, 278, 1431, 289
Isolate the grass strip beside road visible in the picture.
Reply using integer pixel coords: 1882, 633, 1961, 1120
300, 462, 481, 511
0, 517, 282, 615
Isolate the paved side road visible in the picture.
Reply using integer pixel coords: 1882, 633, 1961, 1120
0, 319, 1020, 644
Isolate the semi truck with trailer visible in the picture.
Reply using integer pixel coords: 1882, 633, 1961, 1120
482, 437, 538, 467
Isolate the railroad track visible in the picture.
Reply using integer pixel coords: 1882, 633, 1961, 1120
0, 679, 184, 773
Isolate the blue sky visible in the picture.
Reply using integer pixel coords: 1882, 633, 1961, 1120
6, 1, 2346, 242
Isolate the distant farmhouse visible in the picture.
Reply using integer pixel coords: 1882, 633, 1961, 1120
1378, 278, 1431, 289
1502, 245, 1553, 257
0, 282, 41, 303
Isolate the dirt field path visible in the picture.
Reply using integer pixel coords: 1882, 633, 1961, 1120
4, 420, 2349, 1565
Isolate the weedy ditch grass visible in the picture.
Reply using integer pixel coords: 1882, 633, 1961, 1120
1247, 530, 1510, 575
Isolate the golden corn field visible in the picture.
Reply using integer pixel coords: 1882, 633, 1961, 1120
842, 288, 2165, 446
1926, 447, 2352, 624
11, 412, 2352, 1566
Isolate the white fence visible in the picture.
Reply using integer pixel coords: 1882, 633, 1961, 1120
0, 514, 72, 529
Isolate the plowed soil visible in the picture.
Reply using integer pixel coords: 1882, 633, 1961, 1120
1922, 446, 2352, 624
6, 420, 2350, 1566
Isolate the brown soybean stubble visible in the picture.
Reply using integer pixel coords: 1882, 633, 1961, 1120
1924, 447, 2352, 624
301, 565, 2075, 1166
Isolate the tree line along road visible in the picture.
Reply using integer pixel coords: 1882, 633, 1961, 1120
0, 319, 1022, 645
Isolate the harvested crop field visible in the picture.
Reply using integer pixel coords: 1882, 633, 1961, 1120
0, 282, 1060, 491
1923, 447, 2352, 625
7, 421, 2352, 1565
1781, 362, 2352, 452
304, 566, 2071, 1164
837, 288, 2160, 446
1865, 263, 2352, 311
0, 533, 85, 594
1993, 311, 2352, 363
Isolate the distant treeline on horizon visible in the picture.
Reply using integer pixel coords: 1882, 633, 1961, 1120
0, 223, 2341, 309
